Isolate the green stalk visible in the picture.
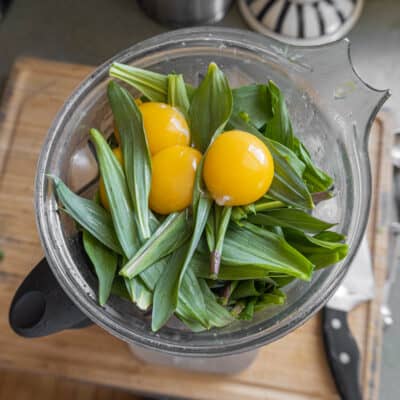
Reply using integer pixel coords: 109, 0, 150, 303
231, 200, 285, 221
252, 200, 285, 212
210, 206, 232, 278
220, 281, 239, 306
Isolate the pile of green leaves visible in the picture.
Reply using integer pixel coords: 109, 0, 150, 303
51, 62, 348, 332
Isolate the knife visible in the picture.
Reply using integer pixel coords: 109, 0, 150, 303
322, 238, 374, 400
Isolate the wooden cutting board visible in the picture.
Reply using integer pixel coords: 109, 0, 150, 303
0, 57, 392, 400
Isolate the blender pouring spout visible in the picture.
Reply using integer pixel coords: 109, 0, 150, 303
298, 38, 390, 149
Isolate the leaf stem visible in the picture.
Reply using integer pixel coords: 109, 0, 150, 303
312, 190, 334, 204
210, 206, 232, 277
232, 200, 285, 221
220, 281, 239, 306
231, 301, 246, 318
251, 200, 286, 213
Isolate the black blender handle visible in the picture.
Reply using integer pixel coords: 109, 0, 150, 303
9, 258, 93, 337
322, 307, 362, 400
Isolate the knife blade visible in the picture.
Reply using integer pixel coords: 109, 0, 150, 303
322, 238, 374, 400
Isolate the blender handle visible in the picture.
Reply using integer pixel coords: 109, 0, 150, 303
9, 258, 93, 337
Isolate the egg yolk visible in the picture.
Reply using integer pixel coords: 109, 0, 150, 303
203, 130, 274, 206
113, 98, 143, 145
99, 147, 123, 211
139, 102, 190, 155
149, 145, 202, 215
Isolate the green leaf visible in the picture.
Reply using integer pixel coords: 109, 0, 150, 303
228, 115, 313, 210
167, 74, 190, 119
176, 301, 208, 332
248, 209, 336, 234
139, 261, 164, 291
178, 190, 213, 289
189, 62, 233, 152
125, 214, 173, 297
111, 276, 131, 300
283, 228, 348, 269
231, 280, 261, 300
264, 81, 294, 149
198, 279, 234, 328
210, 205, 232, 277
90, 128, 138, 258
118, 255, 149, 305
109, 63, 196, 102
270, 226, 285, 237
169, 63, 233, 307
191, 252, 270, 280
82, 230, 118, 306
108, 81, 151, 240
294, 138, 334, 192
178, 317, 207, 332
124, 276, 135, 302
120, 211, 190, 279
308, 252, 342, 269
152, 245, 210, 332
109, 62, 168, 102
272, 276, 295, 288
178, 268, 208, 327
314, 231, 346, 242
123, 276, 152, 307
254, 288, 286, 312
239, 298, 257, 320
152, 187, 211, 331
222, 223, 314, 280
151, 244, 187, 331
266, 140, 313, 209
137, 215, 169, 291
50, 175, 122, 254
170, 158, 213, 307
131, 277, 153, 310
232, 84, 272, 129
284, 228, 348, 254
267, 138, 306, 177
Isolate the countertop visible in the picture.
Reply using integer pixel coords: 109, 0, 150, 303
0, 1, 399, 399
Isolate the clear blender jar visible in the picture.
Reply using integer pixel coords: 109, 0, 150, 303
9, 28, 389, 373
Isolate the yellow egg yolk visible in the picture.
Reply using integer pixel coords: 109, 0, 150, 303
99, 147, 123, 211
149, 145, 202, 215
203, 130, 274, 206
139, 102, 190, 155
113, 98, 143, 145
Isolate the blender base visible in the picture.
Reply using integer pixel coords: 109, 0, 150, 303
129, 345, 258, 374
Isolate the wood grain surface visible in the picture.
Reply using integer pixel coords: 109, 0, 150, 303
0, 57, 392, 400
0, 369, 142, 400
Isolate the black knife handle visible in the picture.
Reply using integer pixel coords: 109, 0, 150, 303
322, 308, 362, 400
